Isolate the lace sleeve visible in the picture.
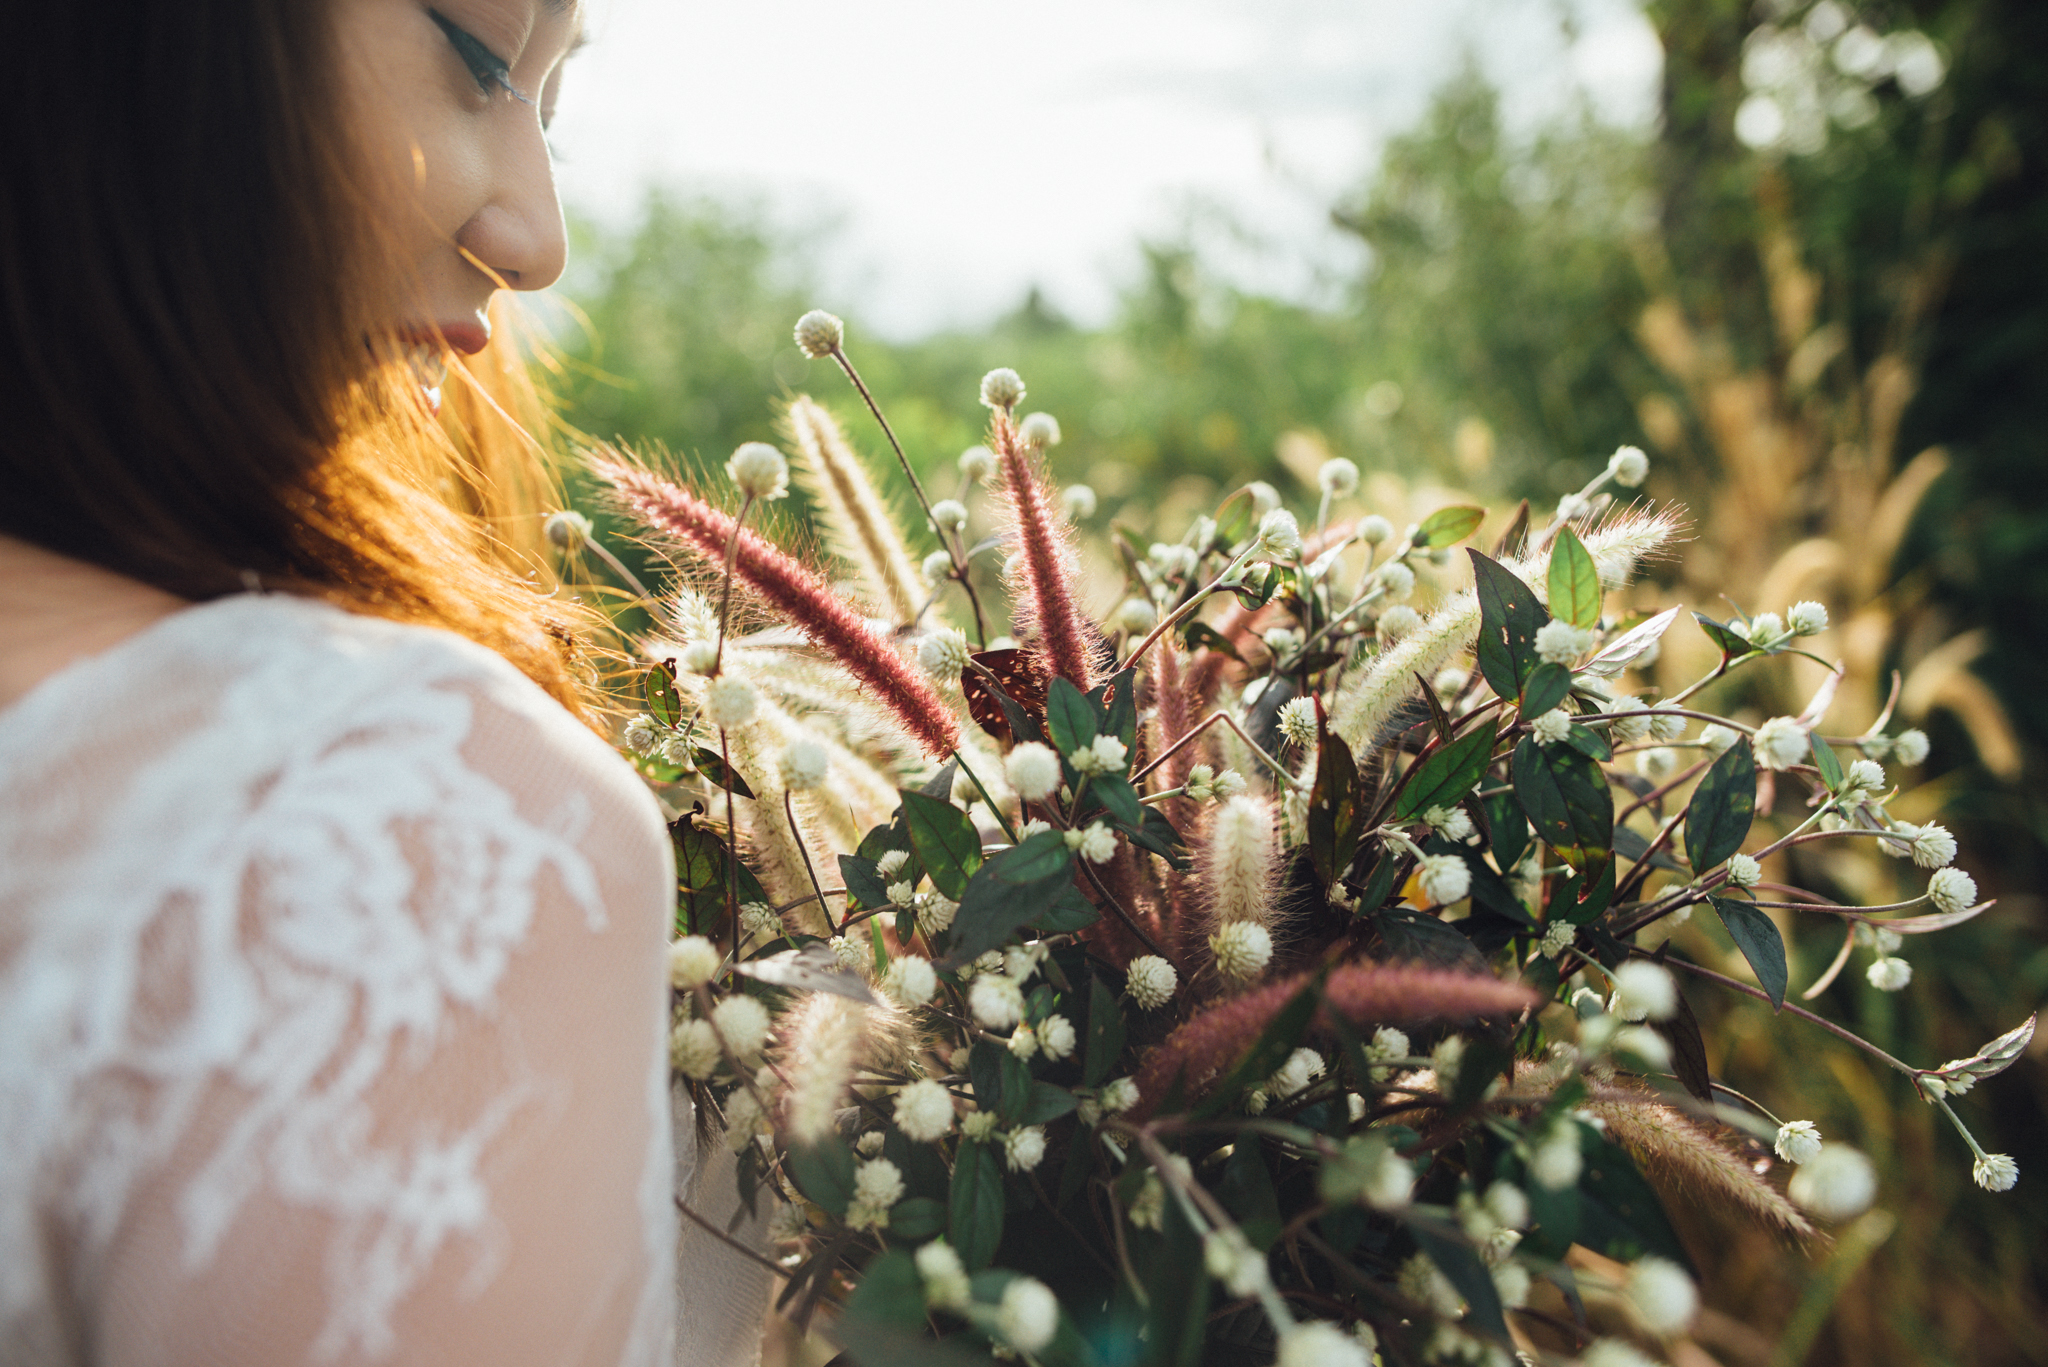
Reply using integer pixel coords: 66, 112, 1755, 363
67, 663, 679, 1366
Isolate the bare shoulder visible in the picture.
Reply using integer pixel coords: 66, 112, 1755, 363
0, 536, 186, 712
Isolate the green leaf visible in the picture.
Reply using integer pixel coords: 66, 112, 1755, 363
888, 1197, 947, 1242
998, 830, 1075, 883
1547, 525, 1603, 630
1692, 611, 1754, 659
1557, 855, 1617, 926
900, 789, 982, 900
1512, 735, 1613, 871
1084, 976, 1126, 1088
1100, 666, 1140, 749
944, 848, 1075, 967
1485, 790, 1530, 872
1353, 852, 1400, 915
1394, 724, 1496, 821
1519, 661, 1572, 717
1090, 773, 1145, 830
1179, 620, 1243, 662
1032, 885, 1101, 934
1656, 985, 1714, 1104
1375, 907, 1492, 973
838, 854, 893, 911
1020, 1081, 1080, 1124
1577, 1133, 1693, 1271
1810, 732, 1844, 790
1201, 979, 1322, 1116
1045, 677, 1098, 758
1413, 1222, 1510, 1343
645, 663, 681, 726
948, 1138, 1006, 1270
1415, 503, 1486, 547
1684, 739, 1757, 874
1213, 485, 1257, 547
1713, 897, 1788, 1008
1563, 723, 1612, 761
1308, 728, 1366, 883
787, 1135, 857, 1218
1220, 1139, 1284, 1249
1125, 807, 1190, 870
1471, 550, 1549, 700
671, 818, 768, 935
691, 747, 756, 799
838, 1251, 929, 1335
1144, 1191, 1211, 1367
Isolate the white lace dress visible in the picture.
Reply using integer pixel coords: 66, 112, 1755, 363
0, 595, 770, 1366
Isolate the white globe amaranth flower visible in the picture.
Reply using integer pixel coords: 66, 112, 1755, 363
1062, 483, 1098, 520
1581, 1339, 1658, 1367
1212, 768, 1249, 798
1700, 723, 1741, 755
778, 739, 829, 792
1854, 923, 1903, 955
1973, 1153, 2019, 1192
1100, 1077, 1141, 1114
1003, 1125, 1048, 1172
1005, 741, 1063, 802
855, 1129, 887, 1157
1646, 701, 1687, 742
980, 367, 1025, 409
1263, 626, 1304, 657
1417, 853, 1472, 907
1483, 1180, 1529, 1231
1318, 457, 1361, 497
1433, 665, 1470, 699
1204, 1229, 1268, 1297
1277, 697, 1320, 748
970, 974, 1025, 1030
1625, 1256, 1698, 1335
678, 639, 721, 676
1038, 1014, 1077, 1061
1775, 1120, 1823, 1164
1377, 605, 1423, 640
876, 850, 909, 880
1535, 619, 1596, 665
1210, 921, 1273, 980
1539, 921, 1576, 958
1613, 1024, 1673, 1071
1063, 822, 1118, 865
623, 713, 659, 755
960, 1109, 1000, 1142
1182, 764, 1216, 801
544, 508, 593, 550
1607, 695, 1653, 744
916, 891, 959, 934
1006, 1023, 1038, 1060
1424, 805, 1475, 843
725, 441, 790, 501
1358, 1139, 1416, 1210
1788, 1143, 1877, 1219
928, 499, 969, 534
921, 548, 955, 584
1892, 728, 1931, 766
1743, 611, 1786, 648
957, 443, 997, 481
1927, 866, 1978, 915
669, 1018, 721, 1079
996, 1276, 1059, 1353
1019, 410, 1062, 447
882, 954, 937, 1007
1532, 708, 1573, 746
1787, 600, 1829, 635
1866, 956, 1913, 991
667, 935, 723, 989
1607, 444, 1650, 488
916, 1239, 972, 1310
1493, 1261, 1532, 1310
1257, 508, 1303, 560
741, 901, 783, 942
1530, 1124, 1583, 1191
1015, 820, 1052, 841
1364, 1025, 1411, 1084
917, 626, 971, 679
847, 1157, 905, 1229
1375, 559, 1416, 600
1277, 1320, 1371, 1367
792, 307, 844, 357
1357, 513, 1394, 545
705, 676, 758, 730
1270, 1047, 1326, 1098
1430, 1035, 1466, 1093
1841, 757, 1886, 796
1149, 541, 1199, 579
885, 880, 918, 910
1909, 822, 1957, 869
1398, 1252, 1465, 1317
711, 993, 771, 1057
1725, 853, 1763, 888
1113, 597, 1158, 635
1246, 481, 1283, 515
1637, 746, 1680, 782
1753, 715, 1810, 770
828, 935, 865, 972
656, 734, 696, 767
894, 1079, 957, 1142
1068, 733, 1129, 776
1127, 955, 1178, 1010
1555, 491, 1591, 523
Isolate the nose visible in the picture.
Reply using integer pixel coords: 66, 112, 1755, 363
455, 110, 567, 293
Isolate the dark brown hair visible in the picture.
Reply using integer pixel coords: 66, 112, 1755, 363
0, 1, 592, 711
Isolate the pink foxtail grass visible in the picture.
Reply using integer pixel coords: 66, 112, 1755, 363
595, 453, 961, 758
1129, 961, 1538, 1118
992, 411, 1101, 690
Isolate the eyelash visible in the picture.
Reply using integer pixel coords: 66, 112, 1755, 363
427, 9, 532, 105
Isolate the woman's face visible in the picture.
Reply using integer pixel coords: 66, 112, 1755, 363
335, 0, 581, 380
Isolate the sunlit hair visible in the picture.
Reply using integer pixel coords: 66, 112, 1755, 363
0, 3, 597, 714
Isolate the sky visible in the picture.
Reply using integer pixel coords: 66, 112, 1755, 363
545, 0, 1664, 338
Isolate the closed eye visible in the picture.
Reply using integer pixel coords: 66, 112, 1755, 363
427, 10, 532, 104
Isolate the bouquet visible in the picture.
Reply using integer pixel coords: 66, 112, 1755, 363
557, 308, 2028, 1367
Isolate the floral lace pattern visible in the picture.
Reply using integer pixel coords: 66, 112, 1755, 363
0, 596, 677, 1364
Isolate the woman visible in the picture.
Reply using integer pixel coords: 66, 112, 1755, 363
0, 2, 766, 1362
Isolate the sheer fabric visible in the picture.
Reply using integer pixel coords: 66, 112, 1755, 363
0, 595, 767, 1366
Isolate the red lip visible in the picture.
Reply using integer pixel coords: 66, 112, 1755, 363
402, 319, 491, 356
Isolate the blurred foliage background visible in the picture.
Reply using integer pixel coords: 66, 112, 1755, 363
544, 0, 2045, 1360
